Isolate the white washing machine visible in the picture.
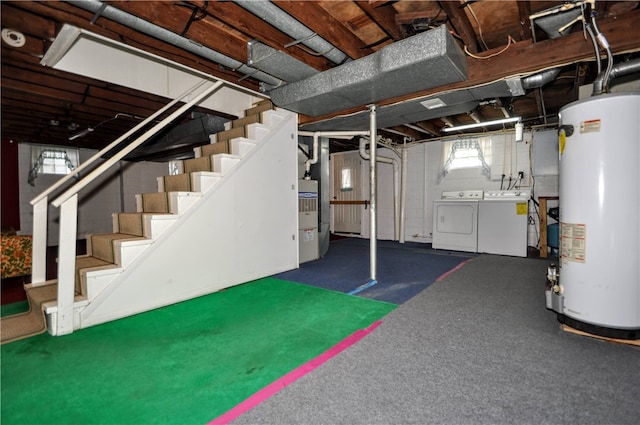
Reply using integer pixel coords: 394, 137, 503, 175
478, 190, 530, 257
432, 190, 483, 253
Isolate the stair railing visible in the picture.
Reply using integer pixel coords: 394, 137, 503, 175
29, 78, 224, 336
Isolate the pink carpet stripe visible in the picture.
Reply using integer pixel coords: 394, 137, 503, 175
435, 258, 474, 282
208, 320, 383, 425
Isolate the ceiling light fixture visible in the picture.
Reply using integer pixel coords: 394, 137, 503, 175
441, 116, 521, 133
68, 127, 94, 141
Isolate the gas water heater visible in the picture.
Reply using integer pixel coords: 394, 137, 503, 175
547, 93, 640, 339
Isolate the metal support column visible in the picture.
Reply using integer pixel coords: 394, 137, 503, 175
368, 104, 377, 282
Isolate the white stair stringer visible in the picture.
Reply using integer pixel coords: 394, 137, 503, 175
58, 109, 299, 331
64, 160, 228, 319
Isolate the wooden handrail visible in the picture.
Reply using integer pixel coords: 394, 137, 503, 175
330, 200, 370, 205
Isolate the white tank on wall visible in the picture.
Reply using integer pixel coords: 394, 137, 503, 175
555, 93, 640, 337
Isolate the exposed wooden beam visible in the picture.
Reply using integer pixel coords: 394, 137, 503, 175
13, 0, 261, 90
182, 0, 332, 70
395, 11, 440, 25
105, 1, 251, 65
439, 0, 480, 53
386, 125, 423, 140
1, 2, 57, 39
412, 121, 443, 137
299, 9, 640, 126
356, 1, 404, 41
273, 0, 375, 59
368, 0, 394, 7
516, 1, 533, 41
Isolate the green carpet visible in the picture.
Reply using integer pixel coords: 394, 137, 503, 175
1, 277, 396, 425
1, 301, 29, 317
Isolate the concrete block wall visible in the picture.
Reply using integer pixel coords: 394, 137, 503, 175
18, 144, 166, 245
350, 128, 559, 252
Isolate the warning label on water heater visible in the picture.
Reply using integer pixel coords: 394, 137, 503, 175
580, 119, 601, 133
561, 223, 586, 264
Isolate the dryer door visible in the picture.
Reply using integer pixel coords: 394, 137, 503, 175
432, 200, 478, 252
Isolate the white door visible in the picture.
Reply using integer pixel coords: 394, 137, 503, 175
332, 151, 362, 234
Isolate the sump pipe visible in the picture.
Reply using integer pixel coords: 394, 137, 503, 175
299, 130, 370, 180
70, 0, 284, 87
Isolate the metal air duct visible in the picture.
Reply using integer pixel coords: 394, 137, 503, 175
522, 68, 562, 90
247, 40, 318, 83
233, 0, 349, 65
268, 25, 468, 117
69, 0, 284, 88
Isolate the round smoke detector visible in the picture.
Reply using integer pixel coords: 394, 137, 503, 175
2, 28, 26, 48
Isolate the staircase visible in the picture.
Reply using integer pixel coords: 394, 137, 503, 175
1, 100, 300, 343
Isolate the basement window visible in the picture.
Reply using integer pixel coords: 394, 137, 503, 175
340, 168, 353, 192
439, 138, 491, 180
168, 160, 182, 176
28, 146, 79, 186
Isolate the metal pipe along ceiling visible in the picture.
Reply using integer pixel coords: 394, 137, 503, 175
593, 58, 640, 96
69, 0, 284, 88
233, 0, 349, 65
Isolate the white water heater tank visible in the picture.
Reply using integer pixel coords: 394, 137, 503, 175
558, 92, 640, 335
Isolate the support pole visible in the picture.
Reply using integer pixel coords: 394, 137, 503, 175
369, 105, 377, 282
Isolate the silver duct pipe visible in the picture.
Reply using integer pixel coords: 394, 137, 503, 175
233, 0, 349, 65
593, 58, 640, 96
69, 0, 284, 87
299, 130, 369, 179
522, 68, 562, 90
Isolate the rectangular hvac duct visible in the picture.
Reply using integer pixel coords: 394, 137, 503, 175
247, 40, 318, 83
268, 25, 468, 117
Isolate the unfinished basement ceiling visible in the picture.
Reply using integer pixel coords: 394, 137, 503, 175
2, 1, 640, 158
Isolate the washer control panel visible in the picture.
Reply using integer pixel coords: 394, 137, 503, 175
483, 190, 530, 200
441, 190, 484, 199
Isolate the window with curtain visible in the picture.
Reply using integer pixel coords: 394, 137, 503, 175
439, 137, 492, 180
340, 168, 353, 192
28, 146, 80, 186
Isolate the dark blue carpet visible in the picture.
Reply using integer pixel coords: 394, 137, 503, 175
275, 238, 476, 304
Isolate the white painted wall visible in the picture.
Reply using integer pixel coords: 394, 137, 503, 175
344, 128, 559, 252
18, 143, 166, 245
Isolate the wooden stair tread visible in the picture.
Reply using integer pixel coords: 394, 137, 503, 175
89, 233, 147, 264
